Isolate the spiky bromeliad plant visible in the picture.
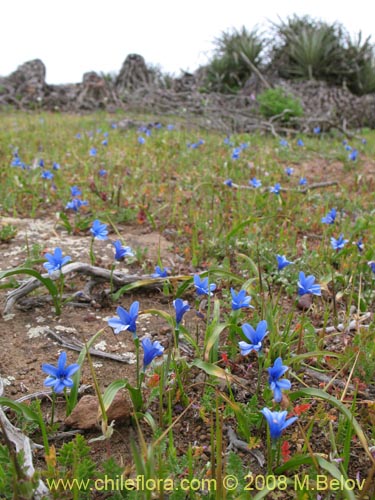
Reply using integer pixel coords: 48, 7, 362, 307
204, 26, 265, 93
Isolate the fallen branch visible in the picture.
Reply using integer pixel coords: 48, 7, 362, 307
0, 377, 50, 499
3, 262, 190, 314
45, 327, 136, 363
226, 426, 265, 467
225, 180, 339, 194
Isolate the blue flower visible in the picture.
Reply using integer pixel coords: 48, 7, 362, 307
11, 156, 23, 167
297, 139, 304, 146
167, 124, 175, 131
53, 162, 60, 170
249, 177, 262, 188
285, 167, 294, 176
138, 136, 145, 145
313, 126, 321, 134
299, 177, 307, 186
152, 265, 169, 278
65, 199, 88, 212
173, 298, 190, 325
268, 357, 291, 403
231, 288, 253, 310
239, 320, 268, 355
113, 240, 134, 261
99, 169, 107, 177
89, 147, 97, 157
277, 255, 293, 270
223, 137, 233, 146
43, 248, 71, 274
261, 408, 297, 440
107, 302, 139, 336
41, 170, 54, 180
42, 352, 79, 393
70, 185, 82, 197
193, 275, 216, 296
90, 220, 108, 240
224, 179, 233, 187
298, 271, 321, 296
102, 139, 108, 146
270, 183, 281, 194
141, 337, 164, 369
355, 238, 364, 252
331, 234, 348, 251
321, 208, 336, 224
76, 133, 82, 139
39, 159, 45, 167
368, 261, 375, 273
345, 145, 352, 151
279, 139, 288, 147
348, 149, 358, 161
232, 147, 241, 160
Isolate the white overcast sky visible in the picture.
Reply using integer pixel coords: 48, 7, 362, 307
1, 0, 374, 84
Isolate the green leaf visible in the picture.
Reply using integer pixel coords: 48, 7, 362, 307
204, 322, 229, 361
102, 380, 128, 412
275, 454, 356, 500
290, 388, 374, 463
66, 328, 105, 416
0, 398, 40, 423
191, 359, 242, 385
0, 267, 61, 315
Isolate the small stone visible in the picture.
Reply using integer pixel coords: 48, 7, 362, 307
297, 294, 313, 310
65, 392, 132, 430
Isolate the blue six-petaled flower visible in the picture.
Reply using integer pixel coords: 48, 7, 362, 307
261, 408, 298, 440
321, 208, 336, 224
298, 271, 321, 296
113, 240, 134, 261
348, 149, 358, 161
43, 247, 71, 274
141, 337, 164, 369
249, 177, 262, 188
270, 183, 281, 194
331, 234, 348, 251
268, 357, 291, 403
239, 320, 268, 355
41, 170, 54, 180
152, 266, 169, 278
173, 298, 190, 325
231, 288, 253, 310
70, 185, 82, 197
42, 351, 79, 393
277, 255, 293, 270
193, 275, 216, 296
65, 199, 88, 212
90, 220, 108, 240
107, 302, 139, 337
285, 167, 294, 176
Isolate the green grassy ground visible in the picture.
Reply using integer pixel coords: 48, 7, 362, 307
1, 111, 375, 499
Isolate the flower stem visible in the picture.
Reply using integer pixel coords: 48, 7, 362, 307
89, 237, 95, 266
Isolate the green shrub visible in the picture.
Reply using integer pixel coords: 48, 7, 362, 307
257, 87, 304, 121
204, 26, 264, 93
